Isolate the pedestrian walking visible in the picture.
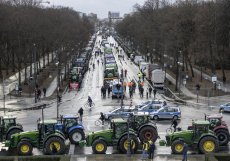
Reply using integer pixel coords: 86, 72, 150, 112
146, 90, 149, 99
132, 81, 136, 93
129, 87, 133, 98
149, 87, 152, 97
101, 86, 104, 97
171, 118, 178, 132
107, 86, 111, 97
148, 139, 155, 160
37, 89, 41, 100
124, 69, 127, 77
141, 140, 149, 160
78, 107, 84, 122
43, 87, 46, 97
123, 81, 127, 92
153, 88, 157, 99
140, 87, 144, 98
142, 72, 145, 81
99, 112, 105, 125
182, 143, 188, 161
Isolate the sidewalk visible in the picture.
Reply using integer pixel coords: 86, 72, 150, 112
70, 154, 204, 161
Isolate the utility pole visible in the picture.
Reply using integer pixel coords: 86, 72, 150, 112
33, 44, 37, 103
2, 77, 5, 115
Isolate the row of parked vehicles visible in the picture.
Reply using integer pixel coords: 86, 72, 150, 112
101, 38, 125, 99
69, 35, 96, 91
0, 100, 229, 155
104, 100, 181, 121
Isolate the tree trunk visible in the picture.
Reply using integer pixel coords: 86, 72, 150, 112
209, 41, 216, 74
24, 62, 27, 85
0, 58, 2, 79
12, 50, 15, 72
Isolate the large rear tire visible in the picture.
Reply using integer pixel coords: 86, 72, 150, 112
171, 139, 184, 154
119, 135, 139, 154
92, 139, 107, 154
69, 129, 85, 144
139, 126, 158, 143
199, 136, 218, 154
17, 140, 33, 156
215, 129, 229, 146
7, 128, 23, 140
44, 137, 65, 155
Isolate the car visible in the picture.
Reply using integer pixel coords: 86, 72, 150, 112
104, 107, 135, 120
135, 100, 165, 109
219, 102, 230, 112
149, 106, 181, 120
137, 104, 162, 113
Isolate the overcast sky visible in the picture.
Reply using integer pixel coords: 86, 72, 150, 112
47, 0, 146, 19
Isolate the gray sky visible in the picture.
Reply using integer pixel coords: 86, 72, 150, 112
47, 0, 146, 19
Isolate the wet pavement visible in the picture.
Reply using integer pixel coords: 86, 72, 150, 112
70, 154, 204, 161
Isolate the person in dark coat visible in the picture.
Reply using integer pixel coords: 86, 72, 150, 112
43, 87, 46, 97
149, 87, 152, 97
78, 107, 84, 122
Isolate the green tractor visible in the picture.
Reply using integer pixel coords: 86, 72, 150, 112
123, 113, 158, 143
5, 119, 66, 155
0, 115, 23, 141
161, 120, 219, 154
80, 118, 140, 154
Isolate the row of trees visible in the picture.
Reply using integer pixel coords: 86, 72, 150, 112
0, 0, 94, 85
116, 0, 230, 83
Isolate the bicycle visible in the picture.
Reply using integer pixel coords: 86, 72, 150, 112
95, 119, 109, 126
84, 101, 95, 110
166, 125, 182, 134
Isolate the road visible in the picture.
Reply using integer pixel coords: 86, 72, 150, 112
0, 35, 229, 156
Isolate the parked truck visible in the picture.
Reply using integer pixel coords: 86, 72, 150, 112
151, 69, 165, 89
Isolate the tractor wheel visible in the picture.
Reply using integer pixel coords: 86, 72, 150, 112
17, 140, 33, 156
7, 128, 23, 140
199, 136, 218, 154
139, 126, 158, 143
215, 129, 229, 146
119, 135, 139, 154
92, 139, 107, 154
45, 137, 65, 155
171, 140, 184, 154
69, 129, 85, 144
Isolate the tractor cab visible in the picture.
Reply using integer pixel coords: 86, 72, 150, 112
192, 121, 211, 140
1, 116, 17, 133
37, 119, 58, 135
60, 115, 80, 132
111, 118, 128, 138
206, 114, 223, 129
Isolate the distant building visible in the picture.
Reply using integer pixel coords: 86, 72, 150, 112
108, 11, 122, 25
77, 11, 86, 18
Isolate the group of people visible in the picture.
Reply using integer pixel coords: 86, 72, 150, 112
141, 139, 156, 160
101, 85, 112, 98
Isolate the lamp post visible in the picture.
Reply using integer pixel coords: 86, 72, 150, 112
164, 63, 167, 82
56, 61, 60, 119
33, 43, 37, 103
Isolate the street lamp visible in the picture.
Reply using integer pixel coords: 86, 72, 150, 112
177, 62, 183, 95
164, 63, 167, 82
33, 43, 37, 103
56, 61, 60, 119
